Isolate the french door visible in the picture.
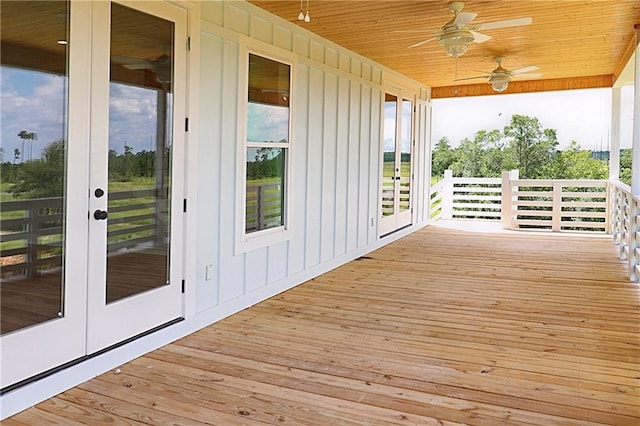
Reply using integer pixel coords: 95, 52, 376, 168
380, 91, 414, 236
0, 0, 186, 389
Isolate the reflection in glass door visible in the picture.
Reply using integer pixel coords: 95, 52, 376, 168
0, 0, 69, 335
0, 0, 187, 389
0, 0, 88, 390
105, 3, 173, 304
86, 0, 186, 354
380, 92, 414, 236
381, 94, 398, 221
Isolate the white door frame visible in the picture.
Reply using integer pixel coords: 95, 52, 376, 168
0, 0, 189, 389
379, 88, 416, 236
85, 0, 187, 353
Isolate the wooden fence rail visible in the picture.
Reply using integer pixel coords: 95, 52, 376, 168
245, 183, 283, 232
430, 170, 638, 281
609, 180, 640, 281
0, 189, 164, 278
430, 170, 609, 233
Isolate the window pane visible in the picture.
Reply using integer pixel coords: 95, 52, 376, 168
246, 148, 284, 233
382, 93, 397, 217
399, 99, 412, 211
0, 0, 69, 334
248, 54, 290, 143
246, 53, 289, 235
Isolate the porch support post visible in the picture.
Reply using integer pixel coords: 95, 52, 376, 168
628, 26, 640, 281
609, 87, 621, 181
441, 169, 453, 219
501, 169, 518, 229
630, 27, 640, 195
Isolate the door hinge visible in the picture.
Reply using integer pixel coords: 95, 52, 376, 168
187, 36, 191, 51
181, 279, 186, 294
183, 199, 187, 212
185, 117, 189, 132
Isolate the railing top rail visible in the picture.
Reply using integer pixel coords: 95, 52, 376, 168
609, 179, 631, 193
512, 178, 607, 187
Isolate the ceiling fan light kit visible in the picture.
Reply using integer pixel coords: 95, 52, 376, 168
440, 29, 474, 58
489, 75, 510, 92
454, 56, 541, 93
406, 1, 532, 60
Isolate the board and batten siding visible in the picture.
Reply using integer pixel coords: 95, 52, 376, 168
0, 1, 432, 418
194, 1, 429, 314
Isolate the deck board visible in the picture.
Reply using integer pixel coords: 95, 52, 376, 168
5, 225, 640, 425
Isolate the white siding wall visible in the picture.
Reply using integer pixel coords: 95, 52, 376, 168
0, 1, 433, 418
193, 1, 429, 314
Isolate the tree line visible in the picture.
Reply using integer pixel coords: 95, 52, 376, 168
2, 138, 162, 199
432, 114, 629, 183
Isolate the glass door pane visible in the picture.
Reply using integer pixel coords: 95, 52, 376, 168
106, 3, 174, 304
382, 93, 398, 218
0, 0, 69, 334
399, 99, 412, 212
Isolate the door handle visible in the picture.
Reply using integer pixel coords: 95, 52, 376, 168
395, 176, 401, 180
93, 210, 108, 220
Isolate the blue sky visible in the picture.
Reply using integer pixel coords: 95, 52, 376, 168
1, 67, 67, 162
247, 103, 289, 143
1, 66, 161, 163
1, 66, 635, 163
432, 87, 634, 150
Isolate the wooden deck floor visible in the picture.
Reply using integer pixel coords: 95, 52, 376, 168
5, 225, 640, 425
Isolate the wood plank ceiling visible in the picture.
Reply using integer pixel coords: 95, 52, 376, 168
248, 0, 640, 97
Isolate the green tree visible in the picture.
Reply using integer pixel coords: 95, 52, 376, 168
450, 129, 505, 177
620, 149, 631, 186
431, 137, 457, 177
549, 141, 608, 179
11, 139, 65, 199
503, 115, 558, 178
17, 130, 38, 162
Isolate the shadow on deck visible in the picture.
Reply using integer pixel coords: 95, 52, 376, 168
6, 224, 640, 425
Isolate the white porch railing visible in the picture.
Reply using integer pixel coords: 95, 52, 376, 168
609, 180, 640, 281
430, 170, 639, 281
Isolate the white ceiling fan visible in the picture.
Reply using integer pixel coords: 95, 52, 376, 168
112, 52, 172, 84
455, 57, 542, 92
406, 1, 532, 58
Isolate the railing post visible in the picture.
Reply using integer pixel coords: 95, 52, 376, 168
621, 191, 630, 260
441, 170, 453, 219
501, 171, 512, 229
627, 198, 638, 281
257, 184, 264, 230
27, 202, 39, 277
552, 181, 562, 232
501, 170, 518, 229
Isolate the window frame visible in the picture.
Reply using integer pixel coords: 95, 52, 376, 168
236, 43, 295, 254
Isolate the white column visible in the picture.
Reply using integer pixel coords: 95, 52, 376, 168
441, 169, 453, 219
631, 28, 640, 195
610, 87, 621, 180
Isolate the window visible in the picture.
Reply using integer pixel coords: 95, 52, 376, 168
244, 53, 290, 237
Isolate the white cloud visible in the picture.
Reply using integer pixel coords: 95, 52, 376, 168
432, 88, 618, 150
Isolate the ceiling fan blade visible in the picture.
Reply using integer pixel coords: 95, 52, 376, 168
454, 11, 477, 26
512, 73, 542, 78
474, 17, 532, 31
392, 29, 441, 34
470, 31, 491, 43
454, 75, 490, 81
123, 63, 152, 70
409, 36, 438, 48
511, 65, 539, 74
